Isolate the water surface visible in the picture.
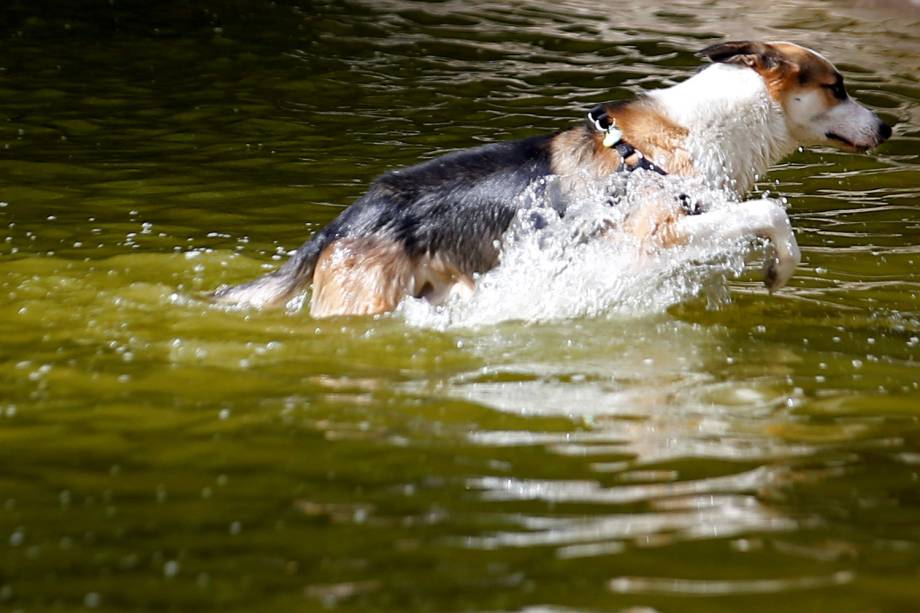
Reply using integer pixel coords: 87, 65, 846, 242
1, 0, 919, 610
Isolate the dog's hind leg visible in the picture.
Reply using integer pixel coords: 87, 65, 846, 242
310, 238, 417, 317
412, 252, 477, 306
672, 198, 801, 290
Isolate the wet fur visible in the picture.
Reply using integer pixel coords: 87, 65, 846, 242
215, 116, 680, 313
213, 41, 891, 317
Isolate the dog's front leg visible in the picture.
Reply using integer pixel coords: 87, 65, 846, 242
673, 199, 801, 290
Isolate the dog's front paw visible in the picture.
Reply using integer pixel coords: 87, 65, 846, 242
746, 199, 800, 291
763, 252, 790, 291
762, 229, 801, 291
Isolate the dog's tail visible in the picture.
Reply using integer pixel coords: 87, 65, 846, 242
211, 230, 331, 309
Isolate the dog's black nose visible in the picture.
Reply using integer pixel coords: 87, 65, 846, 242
879, 121, 893, 142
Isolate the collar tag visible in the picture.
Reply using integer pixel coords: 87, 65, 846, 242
602, 127, 623, 148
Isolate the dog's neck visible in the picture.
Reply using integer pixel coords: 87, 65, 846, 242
648, 64, 798, 196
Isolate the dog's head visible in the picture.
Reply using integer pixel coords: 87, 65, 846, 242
698, 41, 892, 152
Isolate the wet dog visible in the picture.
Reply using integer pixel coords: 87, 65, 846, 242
213, 41, 891, 317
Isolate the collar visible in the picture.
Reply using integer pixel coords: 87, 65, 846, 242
586, 104, 669, 176
586, 104, 702, 215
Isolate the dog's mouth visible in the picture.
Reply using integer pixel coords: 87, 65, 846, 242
825, 131, 870, 153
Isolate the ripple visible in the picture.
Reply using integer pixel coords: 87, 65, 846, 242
608, 571, 854, 595
469, 465, 777, 505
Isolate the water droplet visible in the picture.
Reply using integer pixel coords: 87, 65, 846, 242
164, 560, 180, 578
9, 530, 24, 546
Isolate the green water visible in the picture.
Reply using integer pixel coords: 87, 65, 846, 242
2, 0, 920, 610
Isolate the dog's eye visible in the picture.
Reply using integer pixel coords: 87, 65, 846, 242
823, 80, 847, 101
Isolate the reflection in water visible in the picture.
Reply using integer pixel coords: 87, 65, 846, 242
466, 469, 796, 547
439, 321, 809, 559
608, 571, 854, 595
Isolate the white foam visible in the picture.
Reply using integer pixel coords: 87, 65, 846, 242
400, 172, 756, 329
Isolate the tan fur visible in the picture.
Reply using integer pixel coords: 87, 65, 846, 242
549, 128, 619, 178
774, 43, 847, 122
721, 42, 843, 115
310, 239, 476, 317
549, 102, 692, 180
413, 253, 476, 305
607, 103, 693, 176
621, 193, 687, 249
311, 239, 415, 317
549, 102, 696, 251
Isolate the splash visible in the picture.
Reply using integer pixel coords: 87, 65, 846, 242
400, 171, 758, 329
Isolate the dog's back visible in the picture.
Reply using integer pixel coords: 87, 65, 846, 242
214, 134, 556, 314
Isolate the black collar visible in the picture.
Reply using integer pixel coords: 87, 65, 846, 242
586, 104, 702, 215
587, 104, 669, 176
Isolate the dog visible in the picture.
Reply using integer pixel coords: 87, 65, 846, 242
213, 41, 891, 318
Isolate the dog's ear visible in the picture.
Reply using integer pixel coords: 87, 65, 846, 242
697, 41, 785, 71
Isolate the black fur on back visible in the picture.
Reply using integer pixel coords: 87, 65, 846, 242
213, 133, 556, 307
324, 134, 555, 271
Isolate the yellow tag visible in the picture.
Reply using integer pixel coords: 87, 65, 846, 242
603, 128, 622, 148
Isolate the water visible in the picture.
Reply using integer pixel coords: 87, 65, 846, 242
393, 170, 757, 327
1, 0, 919, 610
